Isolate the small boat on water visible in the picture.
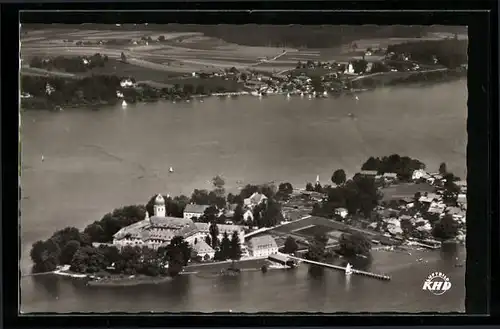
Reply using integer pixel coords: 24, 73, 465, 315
169, 167, 174, 173
41, 155, 45, 162
345, 263, 353, 276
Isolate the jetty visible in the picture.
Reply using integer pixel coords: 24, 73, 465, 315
285, 254, 391, 281
211, 91, 249, 97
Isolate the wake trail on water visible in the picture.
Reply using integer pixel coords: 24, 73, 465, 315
81, 144, 151, 177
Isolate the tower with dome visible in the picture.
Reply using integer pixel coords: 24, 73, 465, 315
112, 193, 246, 258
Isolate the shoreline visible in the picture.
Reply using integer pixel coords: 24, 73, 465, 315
20, 69, 466, 112
41, 244, 461, 287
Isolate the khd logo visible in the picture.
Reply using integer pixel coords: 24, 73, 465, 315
422, 272, 452, 295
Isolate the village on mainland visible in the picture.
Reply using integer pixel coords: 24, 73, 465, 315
29, 156, 467, 286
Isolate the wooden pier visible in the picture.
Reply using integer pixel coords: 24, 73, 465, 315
285, 254, 391, 281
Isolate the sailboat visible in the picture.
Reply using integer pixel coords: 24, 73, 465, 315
354, 95, 359, 102
345, 263, 353, 276
300, 92, 304, 98
286, 93, 291, 98
41, 155, 45, 162
169, 167, 174, 173
122, 100, 128, 108
316, 175, 320, 185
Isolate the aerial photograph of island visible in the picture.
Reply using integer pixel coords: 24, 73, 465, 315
20, 23, 467, 313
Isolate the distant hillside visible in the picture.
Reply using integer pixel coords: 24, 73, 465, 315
22, 24, 467, 49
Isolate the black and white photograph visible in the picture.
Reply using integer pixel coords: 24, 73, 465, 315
19, 22, 468, 313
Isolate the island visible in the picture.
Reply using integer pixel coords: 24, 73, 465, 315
28, 155, 466, 286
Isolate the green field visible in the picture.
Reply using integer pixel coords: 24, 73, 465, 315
380, 183, 435, 202
294, 225, 336, 238
185, 258, 269, 273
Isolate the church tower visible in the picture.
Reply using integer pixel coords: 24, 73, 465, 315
154, 194, 166, 217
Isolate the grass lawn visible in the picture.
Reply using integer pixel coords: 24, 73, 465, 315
380, 182, 435, 202
185, 258, 269, 272
294, 225, 336, 238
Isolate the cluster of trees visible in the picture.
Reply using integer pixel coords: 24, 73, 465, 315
30, 227, 91, 273
305, 232, 372, 263
311, 172, 382, 218
361, 154, 426, 181
386, 39, 467, 68
30, 205, 147, 273
143, 176, 287, 229
432, 214, 459, 240
83, 205, 146, 243
203, 230, 243, 262
21, 75, 123, 110
29, 205, 194, 277
29, 53, 109, 73
283, 236, 299, 254
337, 232, 372, 257
21, 72, 242, 111
250, 198, 284, 228
350, 60, 369, 74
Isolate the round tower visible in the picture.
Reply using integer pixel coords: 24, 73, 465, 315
154, 194, 166, 217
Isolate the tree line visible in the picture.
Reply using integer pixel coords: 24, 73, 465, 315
305, 231, 372, 265
310, 173, 382, 219
21, 75, 240, 111
386, 39, 468, 69
143, 177, 291, 229
29, 53, 109, 73
158, 24, 447, 49
27, 205, 192, 276
361, 154, 425, 181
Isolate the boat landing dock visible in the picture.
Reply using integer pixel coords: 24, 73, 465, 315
285, 254, 391, 281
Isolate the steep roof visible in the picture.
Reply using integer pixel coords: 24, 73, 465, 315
244, 192, 267, 206
248, 235, 277, 250
360, 170, 378, 176
184, 204, 210, 214
192, 239, 215, 254
194, 222, 245, 233
113, 217, 198, 242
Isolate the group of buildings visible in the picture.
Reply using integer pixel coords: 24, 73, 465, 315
112, 194, 280, 261
369, 169, 467, 242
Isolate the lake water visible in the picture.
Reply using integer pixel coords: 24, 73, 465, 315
20, 80, 467, 313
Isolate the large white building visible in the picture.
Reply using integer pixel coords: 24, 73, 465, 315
183, 204, 210, 220
247, 235, 278, 258
113, 194, 246, 250
194, 222, 246, 245
244, 192, 268, 209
